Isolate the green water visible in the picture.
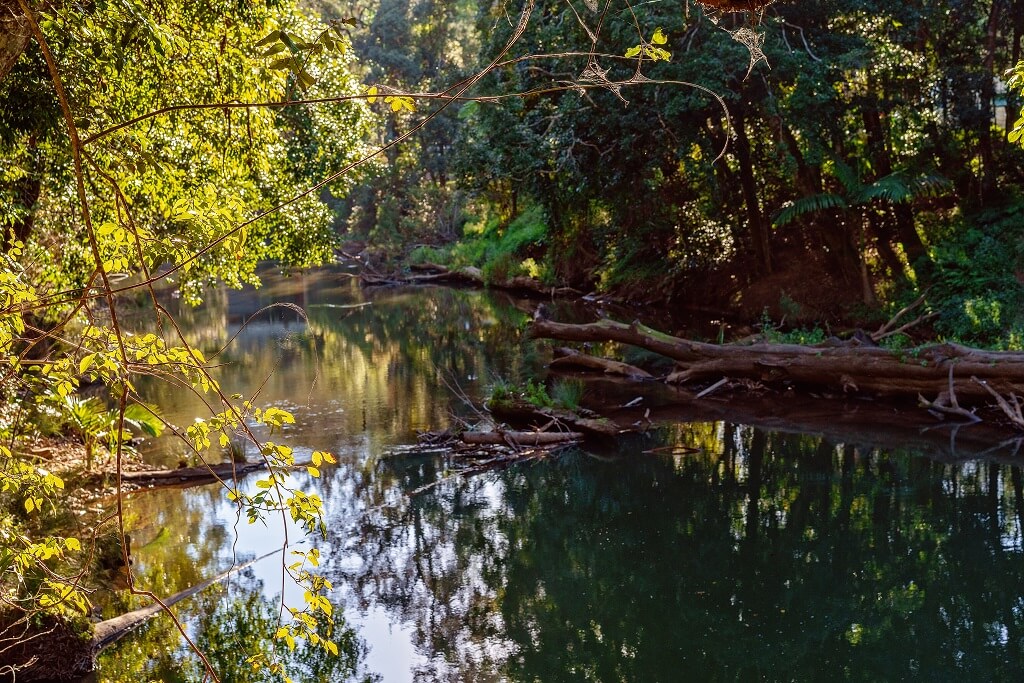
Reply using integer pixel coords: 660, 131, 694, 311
93, 273, 1024, 682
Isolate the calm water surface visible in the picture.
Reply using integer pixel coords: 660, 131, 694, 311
93, 272, 1024, 682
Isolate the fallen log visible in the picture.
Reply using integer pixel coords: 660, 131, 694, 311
117, 461, 266, 486
549, 346, 653, 380
462, 430, 583, 446
369, 263, 580, 297
528, 317, 1024, 401
487, 398, 624, 437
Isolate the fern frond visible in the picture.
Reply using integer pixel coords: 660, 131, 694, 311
830, 159, 863, 196
859, 172, 952, 204
773, 193, 847, 226
859, 175, 913, 203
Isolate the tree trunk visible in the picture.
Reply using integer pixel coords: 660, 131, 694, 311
978, 0, 1005, 205
528, 317, 1024, 400
1013, 0, 1022, 66
549, 346, 652, 379
733, 107, 771, 274
861, 95, 930, 278
0, 0, 33, 82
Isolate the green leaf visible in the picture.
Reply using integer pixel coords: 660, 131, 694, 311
296, 70, 316, 89
458, 100, 480, 120
280, 31, 305, 53
79, 354, 95, 375
648, 47, 671, 62
269, 57, 296, 71
254, 30, 280, 47
773, 193, 848, 226
261, 43, 286, 57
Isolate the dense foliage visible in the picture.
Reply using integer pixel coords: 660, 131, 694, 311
0, 0, 375, 677
334, 0, 1024, 342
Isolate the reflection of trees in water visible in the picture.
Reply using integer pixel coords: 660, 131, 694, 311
137, 280, 544, 464
332, 425, 1024, 681
96, 569, 377, 682
91, 485, 234, 622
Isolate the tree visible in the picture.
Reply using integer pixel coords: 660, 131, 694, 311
0, 0, 374, 677
774, 160, 950, 301
1009, 60, 1024, 147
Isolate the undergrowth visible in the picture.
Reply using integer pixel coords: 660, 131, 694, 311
487, 377, 583, 411
409, 204, 550, 285
920, 201, 1024, 349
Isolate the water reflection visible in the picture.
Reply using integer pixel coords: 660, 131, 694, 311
95, 277, 1024, 681
98, 570, 378, 683
134, 275, 544, 466
339, 427, 1024, 682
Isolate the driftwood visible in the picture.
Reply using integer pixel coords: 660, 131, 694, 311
528, 317, 1024, 401
550, 346, 653, 380
364, 263, 580, 298
462, 430, 583, 446
487, 399, 624, 437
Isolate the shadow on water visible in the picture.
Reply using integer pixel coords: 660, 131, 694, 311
90, 272, 1024, 682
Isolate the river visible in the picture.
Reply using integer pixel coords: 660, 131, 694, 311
89, 270, 1024, 682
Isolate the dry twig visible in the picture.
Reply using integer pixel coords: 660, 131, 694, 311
918, 365, 980, 423
972, 376, 1024, 430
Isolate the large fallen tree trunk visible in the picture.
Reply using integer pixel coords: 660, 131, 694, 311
528, 317, 1024, 401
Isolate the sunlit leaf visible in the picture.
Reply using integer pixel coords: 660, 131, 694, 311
254, 30, 280, 47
